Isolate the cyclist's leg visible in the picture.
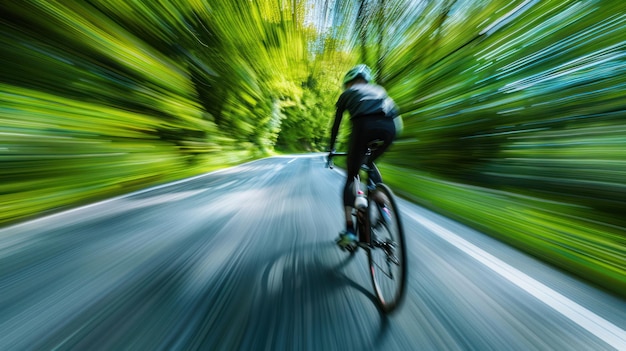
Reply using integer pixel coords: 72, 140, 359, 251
335, 127, 364, 248
364, 117, 396, 184
340, 117, 393, 232
342, 118, 370, 232
363, 118, 396, 206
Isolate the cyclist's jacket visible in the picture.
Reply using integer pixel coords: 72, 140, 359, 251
330, 82, 401, 150
336, 83, 399, 120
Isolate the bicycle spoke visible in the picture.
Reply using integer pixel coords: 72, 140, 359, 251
371, 256, 395, 279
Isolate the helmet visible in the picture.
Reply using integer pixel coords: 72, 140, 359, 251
343, 64, 372, 86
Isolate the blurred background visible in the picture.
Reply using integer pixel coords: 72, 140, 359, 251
1, 0, 624, 298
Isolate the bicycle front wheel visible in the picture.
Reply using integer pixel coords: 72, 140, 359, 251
367, 183, 407, 313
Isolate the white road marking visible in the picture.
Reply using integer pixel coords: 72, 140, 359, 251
408, 212, 626, 350
1, 159, 263, 232
2, 155, 317, 232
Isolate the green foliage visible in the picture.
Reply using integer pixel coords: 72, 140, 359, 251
382, 164, 626, 297
275, 49, 354, 152
0, 0, 326, 224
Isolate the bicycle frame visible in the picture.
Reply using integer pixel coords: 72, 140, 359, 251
326, 146, 383, 244
326, 147, 407, 313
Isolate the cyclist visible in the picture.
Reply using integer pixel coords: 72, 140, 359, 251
328, 64, 402, 249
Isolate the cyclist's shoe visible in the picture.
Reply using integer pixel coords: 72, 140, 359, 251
336, 230, 358, 251
381, 206, 392, 224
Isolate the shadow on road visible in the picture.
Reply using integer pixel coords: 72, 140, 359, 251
181, 241, 393, 350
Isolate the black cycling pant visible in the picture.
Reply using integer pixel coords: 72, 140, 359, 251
343, 115, 396, 207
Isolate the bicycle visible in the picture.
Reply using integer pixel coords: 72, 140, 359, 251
326, 140, 407, 313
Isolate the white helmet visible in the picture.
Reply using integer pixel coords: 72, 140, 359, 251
343, 64, 372, 86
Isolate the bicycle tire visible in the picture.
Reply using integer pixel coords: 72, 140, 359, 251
367, 183, 407, 313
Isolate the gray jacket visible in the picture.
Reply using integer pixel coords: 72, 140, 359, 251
329, 83, 400, 150
336, 83, 398, 119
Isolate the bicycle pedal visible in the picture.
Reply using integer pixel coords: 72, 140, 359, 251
336, 239, 356, 251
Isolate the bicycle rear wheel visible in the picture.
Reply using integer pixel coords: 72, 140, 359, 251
367, 183, 407, 313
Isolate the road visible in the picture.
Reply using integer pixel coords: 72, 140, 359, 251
1, 155, 625, 350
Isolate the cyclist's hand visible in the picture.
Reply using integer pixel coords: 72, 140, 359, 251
326, 150, 335, 169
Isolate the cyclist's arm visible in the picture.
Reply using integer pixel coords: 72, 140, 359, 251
329, 109, 343, 152
329, 93, 347, 151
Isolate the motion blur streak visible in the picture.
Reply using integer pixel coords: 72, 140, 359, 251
1, 0, 625, 348
1, 156, 624, 350
1, 0, 625, 296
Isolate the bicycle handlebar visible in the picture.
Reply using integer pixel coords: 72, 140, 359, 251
326, 152, 347, 169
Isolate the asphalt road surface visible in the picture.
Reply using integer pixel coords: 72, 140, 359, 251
1, 155, 625, 350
